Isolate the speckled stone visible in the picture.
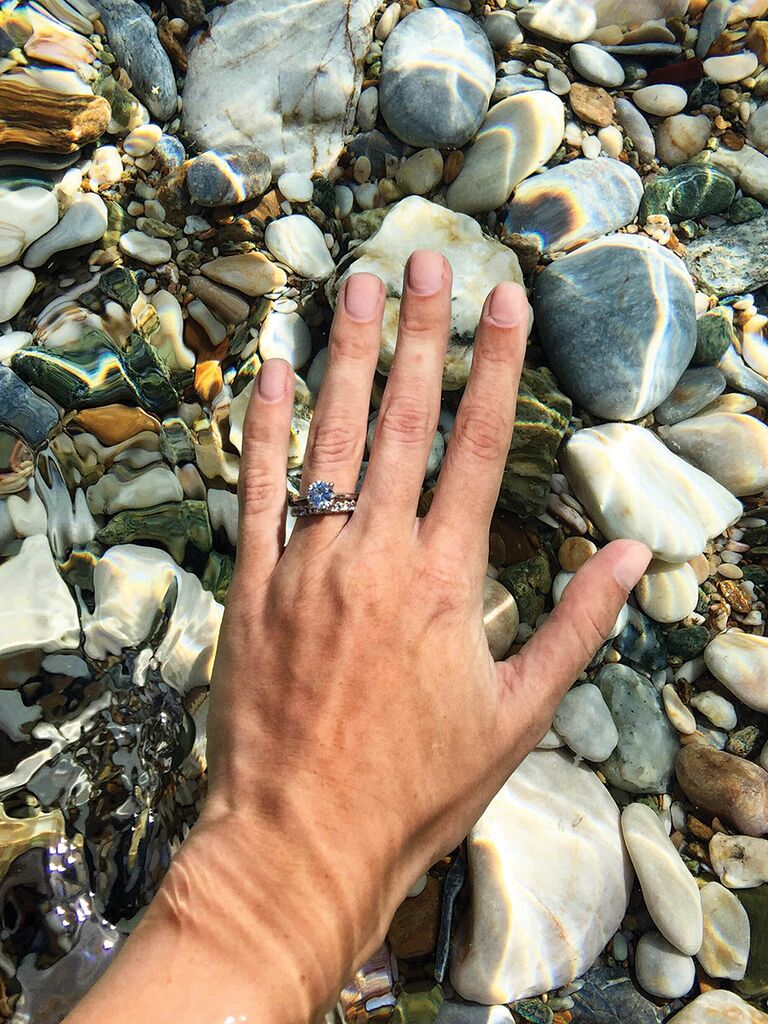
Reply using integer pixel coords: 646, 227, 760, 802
533, 234, 696, 421
684, 217, 768, 297
654, 367, 726, 424
694, 308, 737, 365
640, 164, 736, 224
505, 158, 642, 253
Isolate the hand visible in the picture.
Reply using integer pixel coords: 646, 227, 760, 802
66, 250, 650, 1024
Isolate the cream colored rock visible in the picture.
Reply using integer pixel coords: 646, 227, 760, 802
265, 214, 335, 281
656, 114, 711, 167
86, 463, 183, 515
149, 289, 194, 371
0, 265, 35, 322
0, 186, 59, 268
635, 560, 699, 623
711, 144, 768, 204
23, 193, 107, 269
698, 881, 750, 980
82, 544, 223, 694
561, 423, 742, 563
587, 0, 689, 28
118, 230, 171, 265
635, 931, 695, 999
710, 832, 768, 888
704, 631, 768, 713
553, 682, 619, 761
88, 145, 123, 187
621, 802, 703, 956
202, 252, 288, 296
633, 85, 687, 117
690, 691, 737, 730
666, 990, 768, 1023
662, 412, 768, 497
662, 684, 697, 734
704, 53, 759, 84
450, 749, 633, 1003
330, 196, 524, 389
0, 535, 80, 657
446, 91, 565, 215
517, 0, 597, 42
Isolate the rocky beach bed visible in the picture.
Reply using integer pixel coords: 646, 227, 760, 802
3, 0, 768, 1020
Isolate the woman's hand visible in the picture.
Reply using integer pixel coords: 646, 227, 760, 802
66, 250, 649, 1024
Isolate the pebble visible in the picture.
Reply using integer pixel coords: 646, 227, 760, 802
676, 744, 768, 837
662, 411, 768, 497
446, 91, 565, 215
123, 124, 162, 157
690, 691, 737, 730
23, 193, 107, 269
436, 1005, 513, 1024
88, 146, 123, 188
0, 187, 59, 268
710, 832, 768, 888
635, 931, 695, 999
666, 990, 768, 1023
635, 560, 699, 624
696, 0, 733, 58
516, 0, 597, 43
711, 144, 768, 204
505, 158, 642, 253
380, 8, 495, 148
277, 173, 314, 203
187, 148, 271, 207
654, 367, 727, 425
569, 82, 615, 127
655, 114, 712, 168
621, 802, 703, 956
561, 422, 742, 563
615, 97, 656, 162
547, 67, 571, 95
633, 84, 688, 117
258, 311, 312, 368
662, 684, 697, 734
553, 683, 619, 761
533, 234, 696, 421
395, 149, 444, 196
264, 215, 335, 281
186, 276, 249, 325
698, 881, 750, 980
704, 52, 760, 85
357, 86, 379, 131
558, 536, 596, 571
570, 43, 625, 87
483, 10, 523, 50
0, 266, 35, 323
704, 632, 768, 714
202, 253, 287, 297
685, 218, 768, 298
118, 230, 172, 265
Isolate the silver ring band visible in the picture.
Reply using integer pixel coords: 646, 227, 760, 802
288, 480, 358, 517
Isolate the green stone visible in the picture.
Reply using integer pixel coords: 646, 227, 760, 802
201, 550, 235, 603
311, 178, 337, 217
515, 998, 554, 1024
498, 549, 552, 625
742, 564, 768, 589
137, 216, 178, 239
737, 886, 768, 998
693, 307, 736, 365
347, 206, 391, 240
689, 76, 721, 109
57, 545, 100, 591
96, 501, 212, 564
99, 267, 140, 309
103, 200, 135, 249
729, 197, 765, 224
726, 725, 762, 758
498, 367, 571, 518
94, 71, 140, 130
666, 625, 709, 659
392, 983, 444, 1024
640, 164, 735, 224
160, 417, 196, 466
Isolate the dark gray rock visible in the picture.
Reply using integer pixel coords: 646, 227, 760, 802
0, 365, 58, 449
380, 8, 495, 148
97, 0, 178, 121
570, 967, 666, 1024
186, 149, 271, 207
154, 134, 186, 173
533, 233, 697, 421
695, 0, 731, 57
654, 366, 726, 425
347, 129, 405, 179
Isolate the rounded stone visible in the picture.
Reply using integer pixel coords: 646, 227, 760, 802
517, 0, 597, 42
704, 52, 759, 84
635, 931, 696, 998
663, 412, 768, 497
258, 310, 312, 368
533, 233, 697, 421
264, 214, 335, 281
633, 84, 688, 116
655, 114, 712, 168
570, 43, 625, 87
635, 560, 699, 624
704, 631, 768, 713
698, 881, 751, 980
395, 148, 445, 196
666, 989, 768, 1023
483, 10, 523, 50
380, 8, 495, 148
118, 230, 172, 265
642, 164, 734, 222
676, 744, 768, 838
553, 682, 619, 762
187, 148, 271, 207
277, 172, 314, 203
0, 265, 35, 323
558, 536, 596, 571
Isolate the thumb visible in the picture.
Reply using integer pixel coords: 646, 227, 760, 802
500, 539, 651, 723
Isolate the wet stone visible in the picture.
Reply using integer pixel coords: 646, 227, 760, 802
677, 745, 768, 838
737, 886, 768, 998
186, 149, 272, 208
96, 501, 213, 565
0, 364, 59, 449
684, 216, 768, 297
569, 966, 665, 1024
640, 164, 736, 224
654, 367, 727, 425
694, 307, 737, 365
497, 550, 552, 625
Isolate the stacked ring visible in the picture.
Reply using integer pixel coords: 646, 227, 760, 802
289, 480, 359, 517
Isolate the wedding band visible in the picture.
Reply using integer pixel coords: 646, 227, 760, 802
288, 480, 359, 517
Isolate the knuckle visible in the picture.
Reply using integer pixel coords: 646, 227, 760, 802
332, 324, 375, 361
309, 419, 360, 466
398, 304, 438, 339
239, 464, 281, 517
455, 407, 509, 463
377, 395, 433, 446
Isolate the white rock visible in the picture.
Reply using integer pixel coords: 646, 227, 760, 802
621, 802, 703, 956
666, 989, 768, 1023
663, 412, 768, 497
357, 86, 379, 130
331, 196, 524, 389
599, 124, 624, 157
537, 726, 565, 748
277, 173, 314, 203
553, 682, 619, 761
747, 103, 768, 154
265, 214, 335, 280
86, 464, 183, 515
436, 1003, 513, 1024
118, 230, 172, 265
0, 187, 59, 268
517, 0, 597, 42
704, 631, 768, 713
561, 423, 742, 563
446, 91, 565, 215
635, 931, 695, 999
570, 42, 625, 87
451, 750, 632, 1003
483, 11, 523, 49
88, 145, 123, 187
690, 691, 737, 730
0, 330, 32, 363
82, 544, 223, 695
258, 310, 312, 367
548, 67, 572, 94
581, 134, 601, 159
633, 84, 688, 117
711, 144, 768, 203
149, 289, 194, 371
656, 113, 711, 167
395, 149, 444, 196
23, 193, 107, 269
662, 684, 697, 734
635, 560, 699, 623
698, 881, 750, 980
123, 123, 162, 157
335, 185, 354, 218
0, 265, 35, 323
587, 0, 689, 27
615, 96, 655, 161
376, 2, 400, 40
0, 535, 80, 658
207, 488, 239, 547
710, 832, 768, 888
704, 53, 759, 84
183, 0, 377, 175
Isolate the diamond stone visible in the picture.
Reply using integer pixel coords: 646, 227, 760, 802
306, 480, 334, 510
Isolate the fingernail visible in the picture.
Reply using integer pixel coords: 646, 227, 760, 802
343, 273, 382, 322
407, 249, 445, 295
612, 541, 652, 590
487, 282, 526, 327
258, 358, 288, 402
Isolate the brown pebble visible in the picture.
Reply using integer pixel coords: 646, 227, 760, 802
687, 815, 714, 842
387, 875, 440, 959
676, 744, 768, 837
746, 20, 768, 64
558, 536, 597, 572
718, 578, 751, 612
443, 150, 464, 184
69, 405, 161, 446
569, 82, 615, 128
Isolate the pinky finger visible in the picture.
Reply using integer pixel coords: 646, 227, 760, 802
236, 359, 295, 580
